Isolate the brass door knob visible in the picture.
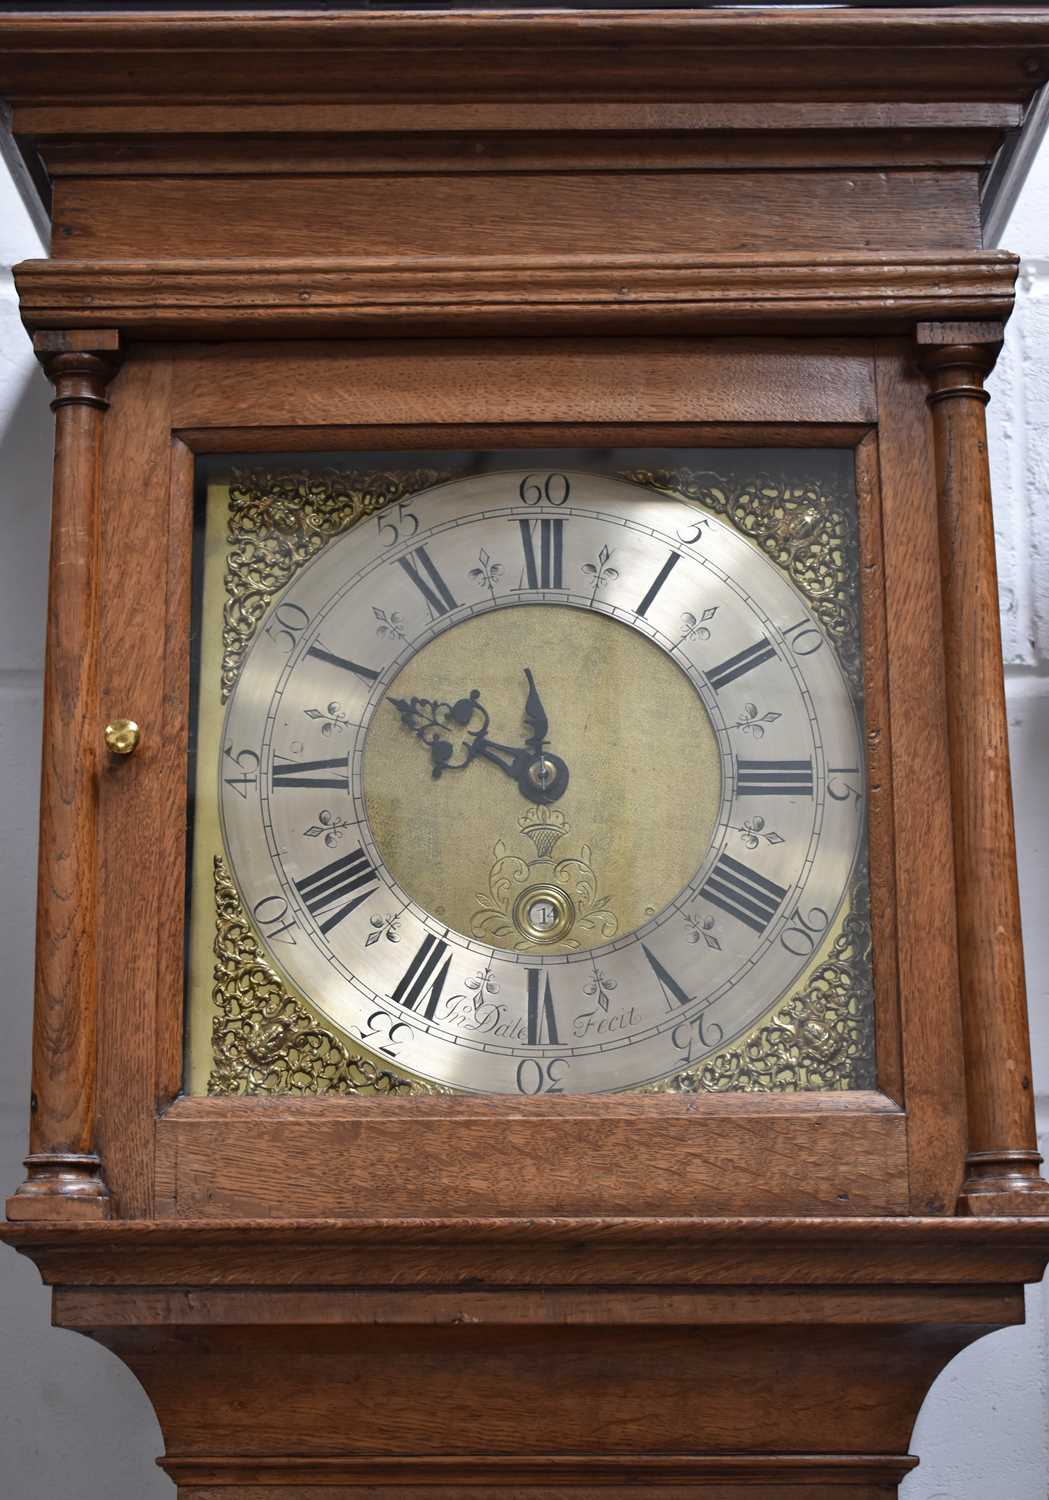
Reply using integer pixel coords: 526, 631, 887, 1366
104, 719, 141, 755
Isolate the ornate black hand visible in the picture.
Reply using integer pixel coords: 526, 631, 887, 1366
522, 667, 549, 755
388, 677, 569, 805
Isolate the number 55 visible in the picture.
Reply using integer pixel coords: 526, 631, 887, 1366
377, 501, 419, 547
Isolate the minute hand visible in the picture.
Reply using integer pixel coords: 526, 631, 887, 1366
522, 667, 549, 755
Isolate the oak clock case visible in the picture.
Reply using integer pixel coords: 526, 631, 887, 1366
186, 451, 873, 1099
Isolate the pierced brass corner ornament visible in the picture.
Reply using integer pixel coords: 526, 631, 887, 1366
645, 873, 876, 1094
221, 466, 453, 701
620, 468, 863, 695
209, 855, 429, 1097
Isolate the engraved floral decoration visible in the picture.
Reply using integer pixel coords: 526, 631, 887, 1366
466, 966, 501, 998
208, 855, 430, 1096
366, 910, 403, 947
581, 544, 619, 600
684, 912, 722, 951
651, 875, 876, 1094
469, 547, 505, 601
303, 809, 353, 847
373, 606, 407, 643
583, 966, 618, 1013
620, 466, 863, 694
220, 466, 453, 701
304, 701, 351, 736
732, 702, 782, 738
677, 606, 718, 645
470, 806, 618, 953
730, 815, 784, 851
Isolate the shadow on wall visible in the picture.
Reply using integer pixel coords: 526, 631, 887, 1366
0, 351, 172, 1497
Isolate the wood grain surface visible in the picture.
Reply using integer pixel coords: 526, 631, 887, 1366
5, 332, 120, 1223
919, 328, 1049, 1215
13, 252, 1019, 343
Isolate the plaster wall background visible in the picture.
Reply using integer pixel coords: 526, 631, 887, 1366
0, 145, 1047, 1496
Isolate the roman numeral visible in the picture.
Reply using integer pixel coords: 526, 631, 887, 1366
295, 846, 377, 934
399, 545, 458, 618
271, 755, 348, 791
525, 969, 560, 1045
307, 643, 379, 684
636, 550, 681, 618
517, 517, 564, 590
736, 758, 814, 797
699, 852, 787, 934
641, 944, 693, 1010
392, 933, 453, 1019
706, 636, 777, 691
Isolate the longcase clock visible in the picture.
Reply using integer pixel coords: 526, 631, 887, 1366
2, 7, 1049, 1499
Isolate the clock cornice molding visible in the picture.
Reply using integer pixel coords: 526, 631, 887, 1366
11, 251, 1021, 342
0, 7, 1047, 109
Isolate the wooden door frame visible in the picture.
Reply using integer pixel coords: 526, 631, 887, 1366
88, 334, 963, 1221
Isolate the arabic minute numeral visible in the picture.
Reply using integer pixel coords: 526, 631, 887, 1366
251, 893, 298, 946
399, 545, 458, 619
517, 517, 564, 590
780, 905, 830, 958
294, 847, 379, 935
376, 500, 419, 547
516, 1057, 570, 1095
391, 933, 453, 1019
828, 766, 863, 802
265, 600, 311, 653
352, 1007, 415, 1059
525, 969, 560, 1045
518, 472, 570, 507
223, 744, 259, 799
672, 1009, 724, 1064
781, 615, 824, 656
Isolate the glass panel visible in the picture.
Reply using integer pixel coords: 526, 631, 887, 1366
185, 449, 874, 1096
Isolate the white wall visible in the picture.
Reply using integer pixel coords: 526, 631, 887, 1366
0, 146, 1046, 1497
901, 140, 1049, 1500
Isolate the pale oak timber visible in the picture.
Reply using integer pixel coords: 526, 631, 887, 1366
6, 330, 120, 1224
7, 1217, 1049, 1291
0, 10, 1046, 107
95, 349, 177, 1219
918, 322, 1049, 1215
11, 252, 1020, 343
873, 340, 969, 1215
46, 170, 981, 264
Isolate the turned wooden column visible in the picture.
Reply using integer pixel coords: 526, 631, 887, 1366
918, 321, 1049, 1215
6, 331, 121, 1223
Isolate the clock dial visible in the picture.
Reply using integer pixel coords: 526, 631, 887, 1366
219, 469, 865, 1094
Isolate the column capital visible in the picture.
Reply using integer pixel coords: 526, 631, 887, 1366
33, 330, 121, 412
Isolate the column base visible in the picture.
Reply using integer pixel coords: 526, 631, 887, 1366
5, 1153, 112, 1222
959, 1149, 1049, 1216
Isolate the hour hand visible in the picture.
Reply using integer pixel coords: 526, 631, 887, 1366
387, 689, 488, 779
388, 684, 569, 804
